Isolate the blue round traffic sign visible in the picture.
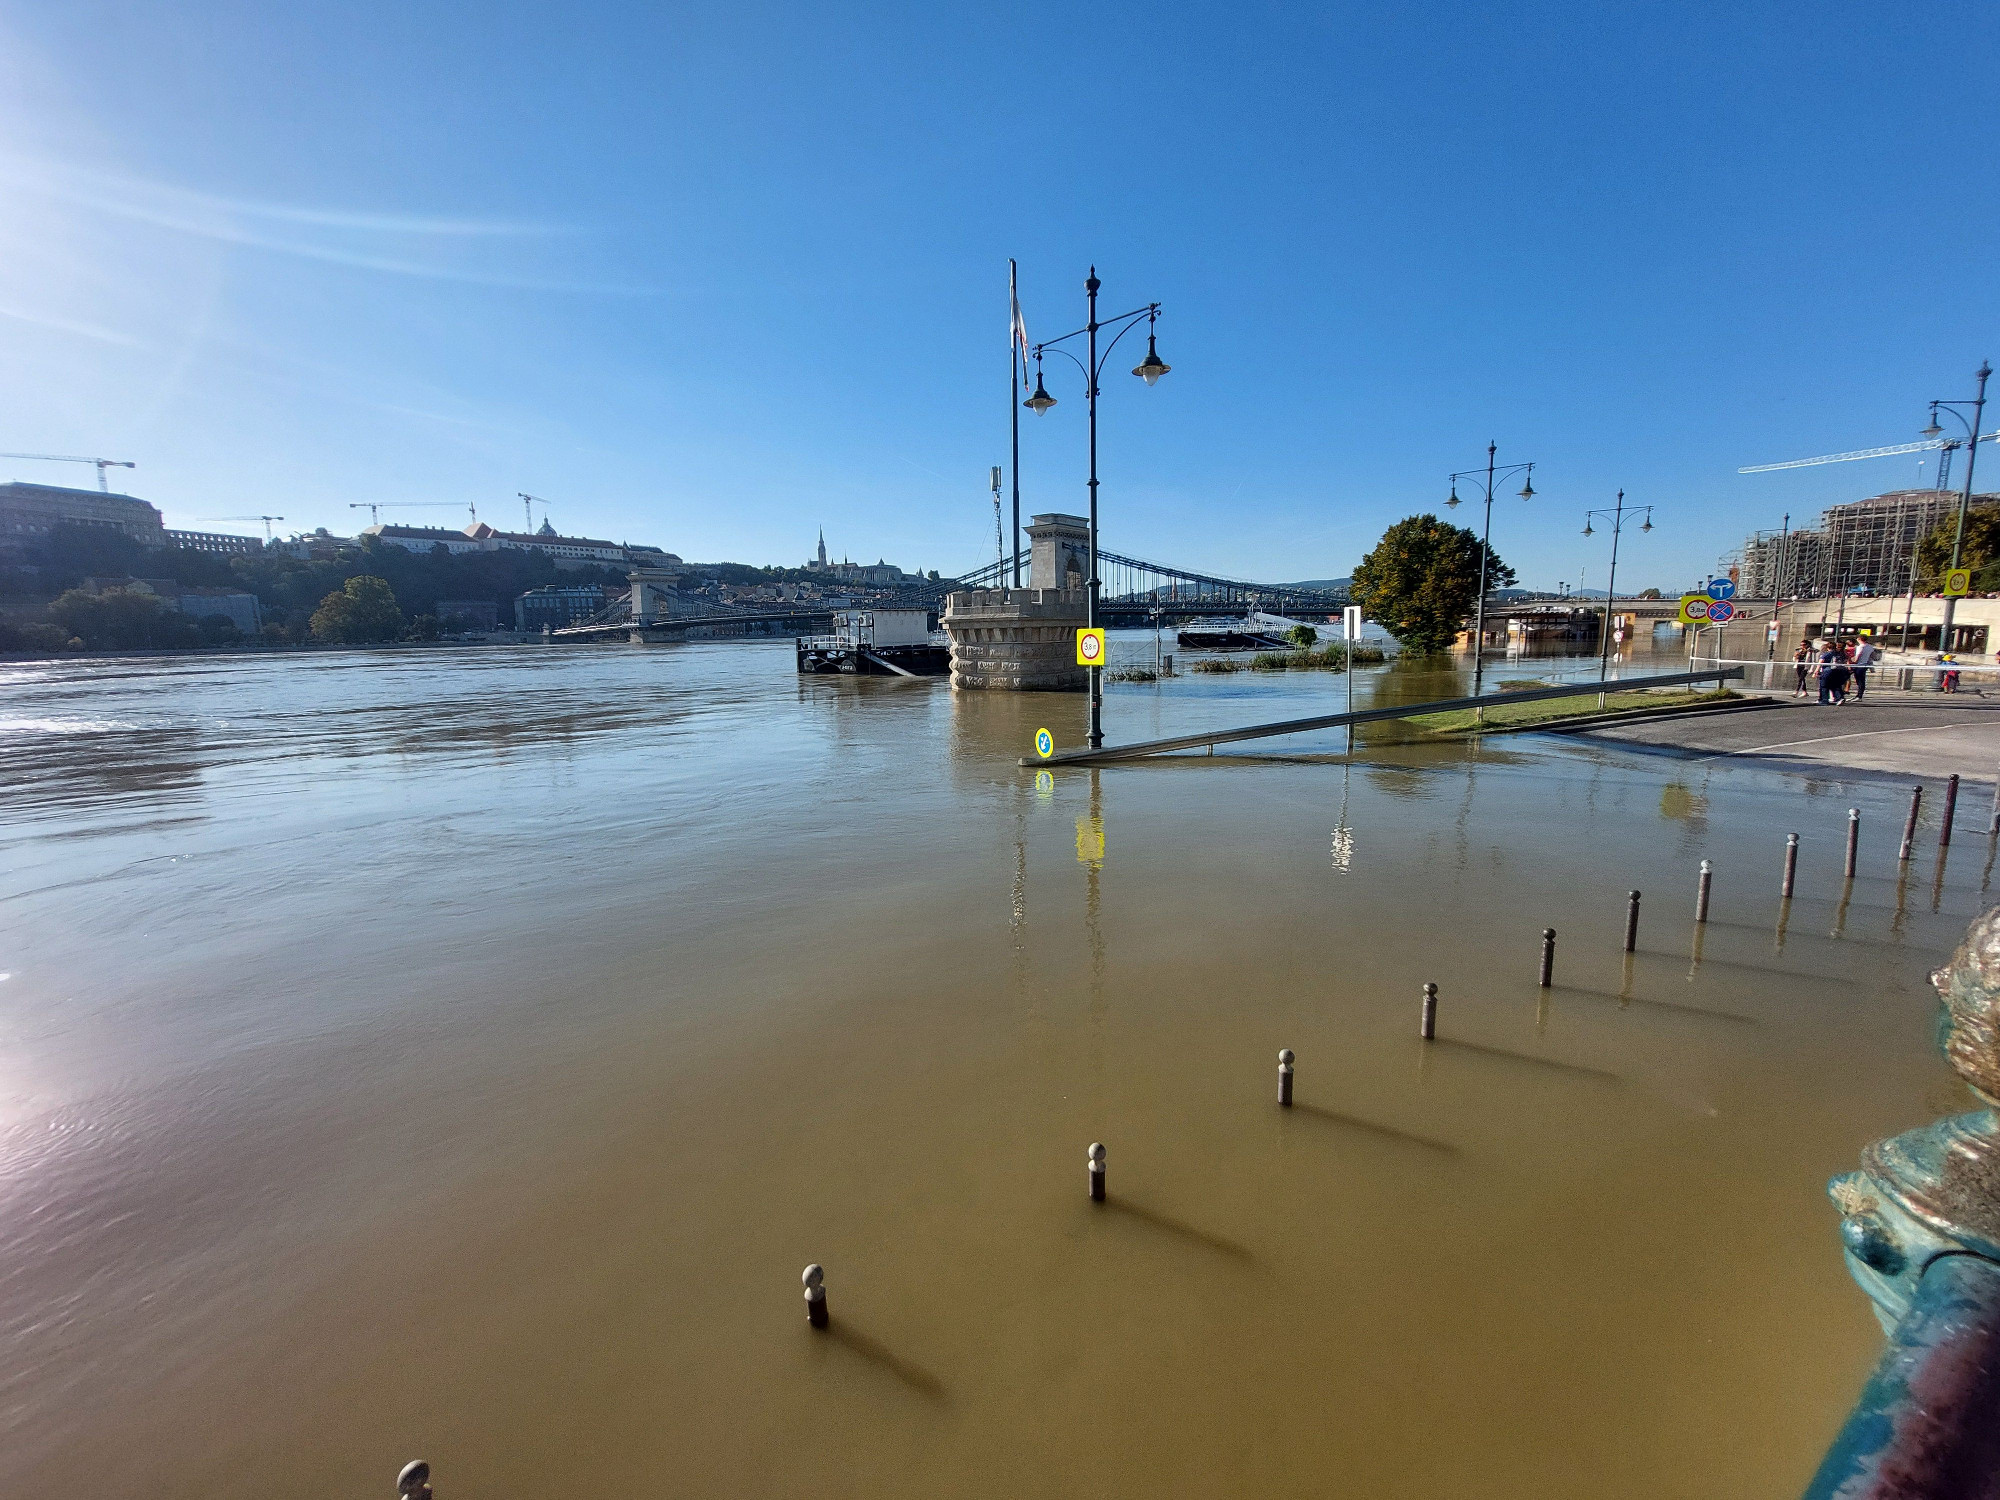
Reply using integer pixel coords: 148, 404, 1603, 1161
1706, 600, 1737, 624
1034, 727, 1054, 760
1706, 577, 1736, 601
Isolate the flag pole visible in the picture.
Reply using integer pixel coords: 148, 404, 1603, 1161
1010, 259, 1022, 588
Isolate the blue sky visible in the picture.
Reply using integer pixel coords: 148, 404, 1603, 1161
1, 1, 1995, 591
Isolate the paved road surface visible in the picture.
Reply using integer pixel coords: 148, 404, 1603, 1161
1579, 687, 2000, 785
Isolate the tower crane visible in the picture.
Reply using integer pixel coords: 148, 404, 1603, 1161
348, 502, 458, 526
518, 493, 550, 531
0, 453, 136, 492
1740, 431, 2000, 489
195, 515, 286, 541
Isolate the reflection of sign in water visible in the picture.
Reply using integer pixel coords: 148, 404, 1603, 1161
1075, 815, 1105, 865
1706, 599, 1737, 624
1034, 770, 1053, 796
1075, 628, 1106, 666
1034, 727, 1054, 759
1707, 577, 1736, 601
1945, 567, 1972, 598
1330, 825, 1353, 873
1678, 594, 1712, 625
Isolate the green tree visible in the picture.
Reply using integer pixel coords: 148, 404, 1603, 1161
46, 588, 201, 651
309, 575, 405, 643
1286, 624, 1318, 649
1349, 515, 1515, 655
1636, 587, 1663, 599
1915, 505, 2000, 591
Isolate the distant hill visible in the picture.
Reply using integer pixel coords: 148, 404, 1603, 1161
1278, 577, 1351, 591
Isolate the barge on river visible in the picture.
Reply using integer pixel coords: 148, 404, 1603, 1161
1177, 613, 1294, 651
796, 608, 950, 677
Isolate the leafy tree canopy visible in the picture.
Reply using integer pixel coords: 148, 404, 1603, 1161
310, 575, 405, 644
46, 587, 201, 651
1915, 505, 2000, 592
1349, 514, 1516, 656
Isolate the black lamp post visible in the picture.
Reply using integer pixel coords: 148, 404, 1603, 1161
1920, 361, 1990, 652
1446, 442, 1536, 698
1024, 268, 1169, 751
1582, 490, 1653, 693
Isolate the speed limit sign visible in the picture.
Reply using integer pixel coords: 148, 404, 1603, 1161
1075, 628, 1106, 666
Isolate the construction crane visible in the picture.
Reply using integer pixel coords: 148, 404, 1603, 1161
195, 515, 285, 541
1740, 431, 2000, 486
518, 492, 549, 531
348, 502, 458, 525
0, 452, 136, 491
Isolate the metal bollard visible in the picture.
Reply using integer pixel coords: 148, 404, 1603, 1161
1783, 834, 1799, 898
397, 1461, 433, 1500
1624, 890, 1641, 953
1989, 765, 1999, 836
1900, 785, 1923, 862
1420, 982, 1438, 1040
1088, 1142, 1105, 1202
802, 1264, 828, 1329
1277, 1048, 1294, 1106
1846, 809, 1860, 878
1696, 860, 1713, 923
1941, 773, 1960, 847
1539, 928, 1556, 987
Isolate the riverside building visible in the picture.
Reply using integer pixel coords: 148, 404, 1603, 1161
0, 482, 167, 552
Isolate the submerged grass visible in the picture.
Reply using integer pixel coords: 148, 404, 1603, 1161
1243, 643, 1386, 673
1412, 687, 1739, 736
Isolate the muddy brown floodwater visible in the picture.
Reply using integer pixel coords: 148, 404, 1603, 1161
0, 638, 1984, 1497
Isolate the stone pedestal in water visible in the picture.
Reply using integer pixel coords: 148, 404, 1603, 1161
943, 587, 1089, 690
942, 512, 1091, 691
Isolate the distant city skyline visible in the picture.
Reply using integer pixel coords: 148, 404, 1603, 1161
1, 2, 1995, 592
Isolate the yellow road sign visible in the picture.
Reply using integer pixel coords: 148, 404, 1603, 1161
1075, 627, 1106, 666
1677, 594, 1713, 626
1944, 568, 1972, 598
1034, 727, 1054, 759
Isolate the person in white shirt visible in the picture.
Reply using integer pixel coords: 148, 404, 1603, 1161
1850, 637, 1877, 701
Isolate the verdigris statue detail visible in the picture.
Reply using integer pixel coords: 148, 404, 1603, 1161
1804, 904, 2000, 1499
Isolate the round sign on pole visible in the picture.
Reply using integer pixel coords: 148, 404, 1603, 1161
1707, 577, 1736, 601
1944, 568, 1972, 598
1034, 727, 1054, 760
1677, 594, 1712, 626
1707, 599, 1737, 624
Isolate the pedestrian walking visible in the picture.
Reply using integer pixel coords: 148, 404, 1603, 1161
1826, 657, 1852, 704
1816, 644, 1838, 704
1942, 653, 1961, 694
1792, 642, 1811, 697
1850, 636, 1876, 702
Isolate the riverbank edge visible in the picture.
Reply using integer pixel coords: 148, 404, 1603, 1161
1414, 690, 1770, 739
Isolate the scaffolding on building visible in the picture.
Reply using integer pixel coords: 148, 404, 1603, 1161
1736, 489, 1996, 599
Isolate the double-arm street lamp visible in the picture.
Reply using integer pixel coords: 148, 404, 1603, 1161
1024, 267, 1170, 750
1582, 490, 1653, 690
1446, 442, 1536, 698
1920, 361, 1991, 651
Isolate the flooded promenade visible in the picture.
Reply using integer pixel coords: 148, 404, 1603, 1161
0, 639, 1983, 1496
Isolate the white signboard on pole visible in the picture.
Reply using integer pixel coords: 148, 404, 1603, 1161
1342, 605, 1362, 641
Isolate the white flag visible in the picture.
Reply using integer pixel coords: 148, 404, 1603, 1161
1009, 259, 1028, 377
